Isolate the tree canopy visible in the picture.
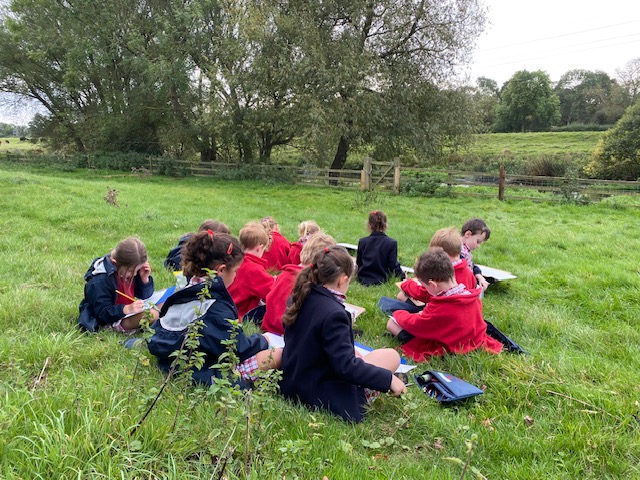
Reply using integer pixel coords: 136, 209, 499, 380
0, 0, 487, 165
493, 70, 560, 132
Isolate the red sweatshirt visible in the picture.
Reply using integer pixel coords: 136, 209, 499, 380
262, 231, 291, 272
288, 242, 303, 265
261, 264, 303, 335
400, 260, 477, 304
227, 253, 275, 319
393, 287, 502, 362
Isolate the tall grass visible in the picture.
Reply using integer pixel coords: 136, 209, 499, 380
1, 166, 639, 479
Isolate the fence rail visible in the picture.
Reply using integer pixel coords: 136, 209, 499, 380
2, 152, 640, 202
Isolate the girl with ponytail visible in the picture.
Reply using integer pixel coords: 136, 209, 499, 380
280, 246, 406, 422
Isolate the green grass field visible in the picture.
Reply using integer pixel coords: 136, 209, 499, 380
0, 137, 43, 152
469, 132, 603, 156
1, 165, 640, 479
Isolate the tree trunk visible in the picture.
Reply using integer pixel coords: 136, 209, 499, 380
329, 134, 350, 185
200, 146, 217, 162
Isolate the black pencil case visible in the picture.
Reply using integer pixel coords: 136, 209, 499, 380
414, 370, 484, 403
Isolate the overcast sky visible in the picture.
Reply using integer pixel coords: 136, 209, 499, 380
468, 0, 640, 86
3, 1, 640, 125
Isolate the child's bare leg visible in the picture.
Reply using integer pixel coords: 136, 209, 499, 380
386, 317, 403, 337
361, 348, 400, 373
256, 347, 283, 370
120, 312, 144, 330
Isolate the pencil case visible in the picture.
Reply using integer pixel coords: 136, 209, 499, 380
414, 370, 484, 403
485, 320, 527, 354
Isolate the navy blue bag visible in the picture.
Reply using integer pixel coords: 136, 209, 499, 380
414, 370, 484, 403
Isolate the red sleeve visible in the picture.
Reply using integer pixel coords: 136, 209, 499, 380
401, 279, 429, 303
393, 305, 442, 339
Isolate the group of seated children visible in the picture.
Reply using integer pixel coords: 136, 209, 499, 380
77, 213, 495, 422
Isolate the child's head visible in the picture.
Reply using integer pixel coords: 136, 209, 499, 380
414, 247, 455, 285
199, 219, 230, 235
283, 246, 354, 326
297, 220, 320, 242
460, 218, 490, 251
111, 237, 148, 280
260, 216, 279, 233
299, 233, 336, 265
429, 227, 462, 260
368, 210, 387, 233
239, 222, 271, 255
182, 231, 244, 287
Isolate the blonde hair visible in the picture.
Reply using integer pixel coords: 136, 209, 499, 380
299, 233, 336, 265
239, 222, 270, 250
429, 227, 462, 257
111, 237, 147, 268
260, 216, 279, 233
298, 220, 320, 238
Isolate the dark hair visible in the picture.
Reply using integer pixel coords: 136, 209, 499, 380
414, 247, 454, 284
182, 231, 244, 278
461, 218, 490, 240
368, 210, 387, 233
282, 246, 354, 326
199, 219, 230, 235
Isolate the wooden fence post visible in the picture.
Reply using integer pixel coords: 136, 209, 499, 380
361, 157, 372, 191
393, 157, 400, 194
498, 164, 505, 201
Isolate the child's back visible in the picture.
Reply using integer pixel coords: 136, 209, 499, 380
260, 217, 291, 272
356, 211, 405, 286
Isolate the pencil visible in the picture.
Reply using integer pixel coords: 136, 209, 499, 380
115, 290, 161, 312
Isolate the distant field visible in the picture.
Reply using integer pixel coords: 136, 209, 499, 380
0, 137, 42, 152
469, 132, 603, 156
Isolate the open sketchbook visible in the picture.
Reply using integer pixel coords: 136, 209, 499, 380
123, 286, 175, 318
264, 332, 416, 374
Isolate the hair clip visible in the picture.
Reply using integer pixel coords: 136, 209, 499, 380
308, 263, 314, 268
370, 211, 377, 215
324, 247, 329, 253
207, 229, 215, 238
227, 243, 233, 254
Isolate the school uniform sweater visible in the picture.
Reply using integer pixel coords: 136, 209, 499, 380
262, 231, 291, 272
227, 253, 275, 319
280, 285, 393, 423
287, 242, 303, 266
261, 264, 303, 335
147, 275, 269, 388
400, 260, 478, 304
77, 254, 154, 332
393, 287, 502, 362
356, 232, 405, 286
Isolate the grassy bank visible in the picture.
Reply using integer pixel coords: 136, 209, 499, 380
1, 167, 639, 479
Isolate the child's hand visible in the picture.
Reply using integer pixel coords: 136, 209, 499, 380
124, 300, 145, 315
389, 375, 407, 396
137, 262, 152, 284
396, 290, 409, 302
477, 274, 489, 291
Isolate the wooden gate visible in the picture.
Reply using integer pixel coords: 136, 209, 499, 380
361, 157, 400, 193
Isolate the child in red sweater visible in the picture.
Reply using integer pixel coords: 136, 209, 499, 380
288, 220, 320, 265
228, 222, 275, 321
260, 216, 291, 272
262, 233, 336, 335
386, 248, 502, 362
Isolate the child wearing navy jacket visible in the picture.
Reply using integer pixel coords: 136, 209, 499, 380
148, 231, 282, 388
280, 246, 406, 422
356, 210, 405, 286
163, 219, 230, 271
78, 237, 156, 333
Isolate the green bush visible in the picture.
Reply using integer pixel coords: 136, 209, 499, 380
400, 171, 452, 197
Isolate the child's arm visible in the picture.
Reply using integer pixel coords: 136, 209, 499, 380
387, 240, 405, 280
399, 278, 429, 304
85, 278, 126, 326
250, 268, 275, 301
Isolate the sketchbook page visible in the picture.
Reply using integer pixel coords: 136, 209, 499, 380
475, 265, 517, 281
395, 280, 425, 307
264, 332, 285, 349
354, 342, 416, 374
344, 303, 365, 319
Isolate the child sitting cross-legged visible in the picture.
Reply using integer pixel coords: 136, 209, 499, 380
147, 231, 282, 388
280, 246, 406, 423
386, 247, 503, 362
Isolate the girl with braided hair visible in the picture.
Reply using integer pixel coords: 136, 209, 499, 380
280, 246, 406, 422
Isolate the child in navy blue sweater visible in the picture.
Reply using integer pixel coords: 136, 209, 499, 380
280, 246, 406, 422
356, 210, 405, 286
148, 231, 282, 388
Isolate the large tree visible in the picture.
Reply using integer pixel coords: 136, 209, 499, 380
616, 58, 640, 104
494, 70, 560, 132
554, 69, 628, 126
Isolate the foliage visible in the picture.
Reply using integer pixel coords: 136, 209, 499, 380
494, 70, 560, 132
615, 57, 640, 103
399, 171, 452, 197
554, 69, 629, 126
1, 167, 640, 478
585, 101, 640, 180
